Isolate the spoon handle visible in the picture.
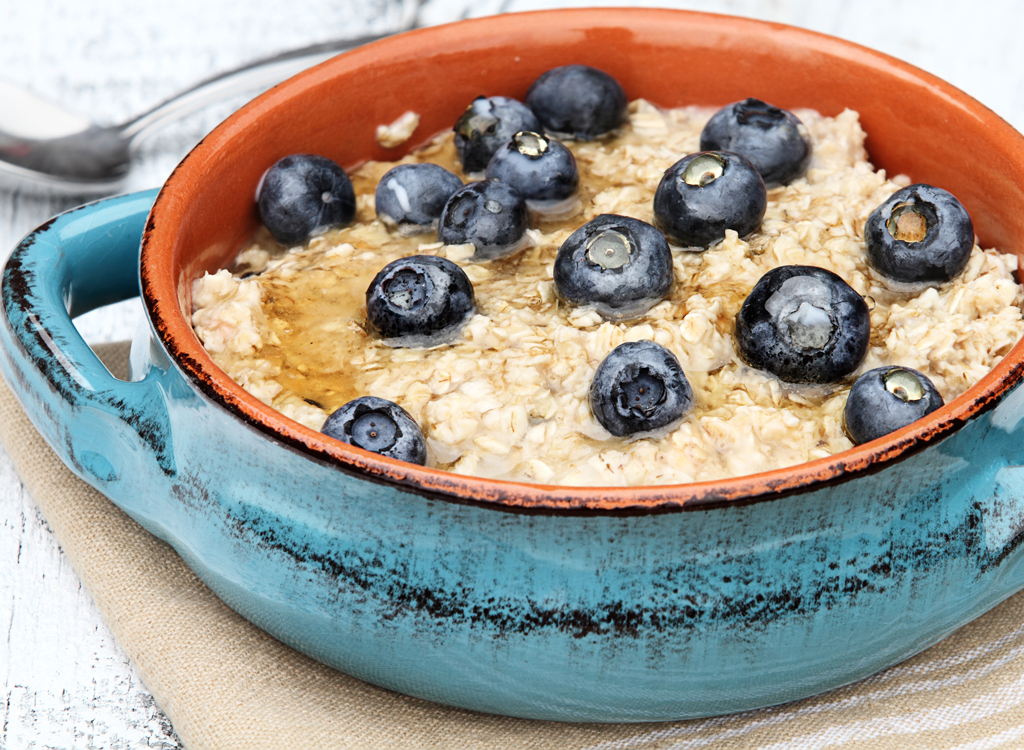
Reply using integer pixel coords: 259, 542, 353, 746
120, 28, 417, 147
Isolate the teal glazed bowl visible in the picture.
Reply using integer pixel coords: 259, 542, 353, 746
6, 9, 1024, 722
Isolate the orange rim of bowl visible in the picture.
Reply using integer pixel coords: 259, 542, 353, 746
140, 8, 1024, 514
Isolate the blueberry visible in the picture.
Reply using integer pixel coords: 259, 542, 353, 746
453, 96, 542, 174
526, 64, 627, 140
438, 180, 529, 260
553, 214, 673, 321
321, 396, 427, 464
735, 265, 870, 384
485, 131, 579, 204
257, 154, 355, 246
843, 366, 944, 445
590, 341, 693, 437
375, 163, 463, 235
699, 98, 811, 187
653, 151, 767, 248
365, 255, 475, 347
864, 184, 975, 284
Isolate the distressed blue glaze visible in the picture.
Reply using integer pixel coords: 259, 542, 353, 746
4, 194, 1024, 721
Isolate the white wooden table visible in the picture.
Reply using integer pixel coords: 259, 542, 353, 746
3, 1, 1024, 746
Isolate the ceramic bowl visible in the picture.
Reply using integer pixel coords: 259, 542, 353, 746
5, 8, 1024, 722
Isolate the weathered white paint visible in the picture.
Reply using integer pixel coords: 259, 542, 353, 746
2, 0, 1023, 745
0, 452, 182, 749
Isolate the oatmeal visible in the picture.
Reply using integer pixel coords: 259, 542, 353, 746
191, 100, 1024, 486
376, 110, 421, 149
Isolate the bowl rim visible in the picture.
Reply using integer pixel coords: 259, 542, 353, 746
139, 7, 1024, 514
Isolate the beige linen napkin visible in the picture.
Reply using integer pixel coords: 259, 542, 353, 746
6, 342, 1024, 749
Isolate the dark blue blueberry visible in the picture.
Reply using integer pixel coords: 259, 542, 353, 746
375, 163, 463, 235
321, 396, 427, 464
735, 265, 870, 384
526, 64, 627, 140
485, 131, 579, 203
553, 214, 673, 321
365, 255, 475, 347
700, 99, 811, 187
843, 366, 944, 445
864, 184, 975, 284
590, 341, 693, 437
257, 154, 355, 246
453, 96, 542, 173
653, 151, 767, 248
438, 180, 529, 260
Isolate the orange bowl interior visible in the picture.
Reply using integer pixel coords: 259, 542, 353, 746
140, 8, 1024, 512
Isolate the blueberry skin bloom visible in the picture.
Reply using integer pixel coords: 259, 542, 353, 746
554, 214, 674, 321
365, 255, 475, 347
864, 184, 975, 284
699, 98, 812, 188
653, 151, 767, 248
438, 180, 529, 260
843, 366, 944, 445
257, 154, 356, 246
375, 163, 463, 234
735, 265, 870, 384
453, 96, 542, 173
485, 131, 579, 202
321, 396, 427, 465
590, 341, 694, 437
525, 64, 628, 140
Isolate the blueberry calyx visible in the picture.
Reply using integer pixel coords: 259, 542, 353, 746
455, 105, 498, 143
682, 153, 725, 186
735, 265, 870, 384
554, 214, 674, 320
653, 150, 767, 248
885, 369, 925, 398
321, 396, 427, 464
587, 230, 631, 269
864, 184, 975, 284
351, 409, 398, 451
843, 366, 944, 444
257, 154, 356, 246
590, 341, 694, 437
513, 131, 548, 158
700, 98, 812, 187
764, 275, 835, 350
384, 268, 429, 310
365, 255, 475, 347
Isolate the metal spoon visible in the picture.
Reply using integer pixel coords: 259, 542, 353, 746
0, 14, 421, 195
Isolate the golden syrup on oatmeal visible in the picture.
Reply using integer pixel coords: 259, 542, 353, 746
258, 266, 378, 411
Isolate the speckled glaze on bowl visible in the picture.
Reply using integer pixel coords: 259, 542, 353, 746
5, 8, 1024, 722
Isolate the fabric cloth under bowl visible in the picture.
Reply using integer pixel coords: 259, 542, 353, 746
3, 341, 1024, 750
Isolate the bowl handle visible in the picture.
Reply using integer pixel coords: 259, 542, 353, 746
0, 190, 177, 492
